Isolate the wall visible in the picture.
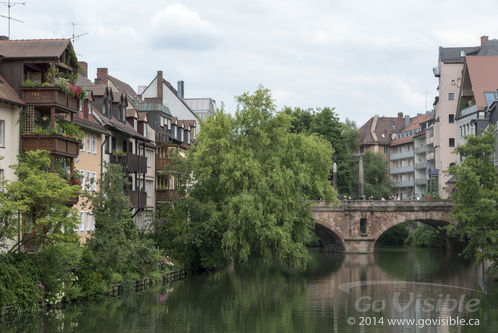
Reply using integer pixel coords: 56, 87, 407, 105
435, 62, 462, 198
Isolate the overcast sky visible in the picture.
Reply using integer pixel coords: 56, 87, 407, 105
5, 0, 498, 125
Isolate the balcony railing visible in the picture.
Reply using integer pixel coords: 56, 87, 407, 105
415, 178, 426, 185
390, 166, 414, 174
128, 190, 147, 208
415, 161, 426, 169
414, 145, 426, 153
393, 180, 414, 188
22, 87, 79, 112
390, 151, 414, 160
22, 134, 79, 157
110, 152, 146, 173
156, 189, 183, 201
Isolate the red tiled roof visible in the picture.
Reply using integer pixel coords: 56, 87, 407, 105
465, 56, 498, 110
0, 74, 24, 105
0, 39, 70, 59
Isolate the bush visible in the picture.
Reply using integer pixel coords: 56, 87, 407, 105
405, 224, 446, 248
0, 254, 41, 314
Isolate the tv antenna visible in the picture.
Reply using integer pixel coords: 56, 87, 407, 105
0, 1, 25, 38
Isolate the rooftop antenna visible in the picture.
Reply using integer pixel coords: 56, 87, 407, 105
0, 1, 25, 38
69, 19, 88, 57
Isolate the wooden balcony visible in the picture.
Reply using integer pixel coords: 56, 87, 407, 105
128, 190, 147, 208
156, 189, 183, 201
110, 152, 147, 173
22, 87, 79, 113
22, 134, 80, 157
156, 158, 172, 170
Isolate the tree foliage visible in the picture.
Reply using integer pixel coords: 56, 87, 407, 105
447, 126, 498, 273
0, 150, 80, 253
158, 86, 337, 270
283, 107, 360, 195
352, 150, 392, 199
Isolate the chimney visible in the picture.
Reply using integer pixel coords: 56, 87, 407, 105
78, 61, 88, 77
397, 112, 403, 120
404, 115, 410, 128
157, 70, 163, 101
0, 36, 8, 40
177, 80, 184, 99
481, 35, 489, 47
95, 67, 108, 84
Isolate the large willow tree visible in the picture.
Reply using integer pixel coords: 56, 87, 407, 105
165, 86, 337, 270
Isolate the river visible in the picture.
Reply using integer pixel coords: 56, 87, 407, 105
1, 248, 496, 332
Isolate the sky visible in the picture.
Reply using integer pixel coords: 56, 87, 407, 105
4, 0, 498, 125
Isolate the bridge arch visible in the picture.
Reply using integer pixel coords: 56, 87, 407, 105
314, 222, 345, 252
312, 200, 455, 253
373, 218, 451, 249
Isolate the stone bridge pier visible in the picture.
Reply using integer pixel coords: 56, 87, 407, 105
312, 200, 454, 253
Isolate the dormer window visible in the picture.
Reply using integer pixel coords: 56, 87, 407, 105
133, 119, 137, 130
143, 124, 147, 137
121, 106, 125, 122
88, 101, 93, 115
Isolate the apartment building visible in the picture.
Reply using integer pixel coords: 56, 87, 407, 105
359, 113, 406, 159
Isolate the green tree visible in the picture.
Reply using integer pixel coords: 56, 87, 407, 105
447, 126, 498, 273
283, 107, 360, 196
352, 150, 392, 199
161, 86, 337, 270
0, 150, 80, 253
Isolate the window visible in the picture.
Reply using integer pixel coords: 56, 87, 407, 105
146, 151, 151, 167
449, 138, 455, 147
0, 120, 4, 147
79, 211, 85, 232
168, 176, 175, 190
449, 114, 455, 123
160, 117, 164, 127
80, 133, 86, 152
88, 102, 93, 115
133, 119, 137, 131
86, 171, 91, 190
80, 170, 85, 190
384, 146, 389, 154
448, 93, 454, 100
86, 212, 92, 231
460, 50, 465, 57
136, 214, 142, 229
86, 134, 91, 153
92, 172, 97, 191
360, 218, 367, 234
92, 135, 97, 154
143, 124, 147, 137
146, 181, 152, 197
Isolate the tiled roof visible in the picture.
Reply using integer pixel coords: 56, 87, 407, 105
126, 108, 138, 118
477, 40, 498, 56
0, 74, 24, 105
439, 46, 480, 64
390, 135, 413, 146
94, 109, 149, 141
465, 56, 498, 110
75, 113, 108, 134
360, 115, 405, 146
108, 75, 142, 105
0, 39, 71, 59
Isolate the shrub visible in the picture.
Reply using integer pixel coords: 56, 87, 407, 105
405, 224, 446, 248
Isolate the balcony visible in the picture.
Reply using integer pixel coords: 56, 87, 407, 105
393, 180, 414, 188
414, 145, 426, 153
110, 152, 146, 173
156, 189, 182, 201
390, 151, 414, 160
22, 87, 79, 112
156, 158, 171, 171
22, 134, 79, 157
415, 178, 426, 185
415, 161, 426, 169
128, 190, 147, 208
390, 166, 414, 174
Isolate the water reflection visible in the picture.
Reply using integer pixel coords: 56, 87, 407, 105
0, 248, 496, 332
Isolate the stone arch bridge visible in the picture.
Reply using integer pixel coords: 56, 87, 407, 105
312, 200, 454, 253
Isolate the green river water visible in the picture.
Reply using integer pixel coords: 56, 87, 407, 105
1, 248, 497, 332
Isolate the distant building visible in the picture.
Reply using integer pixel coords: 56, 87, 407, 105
184, 97, 215, 121
359, 113, 406, 159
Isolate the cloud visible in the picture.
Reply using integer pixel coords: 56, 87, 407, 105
148, 3, 222, 50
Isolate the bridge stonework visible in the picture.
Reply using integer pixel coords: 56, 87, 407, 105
312, 200, 454, 253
